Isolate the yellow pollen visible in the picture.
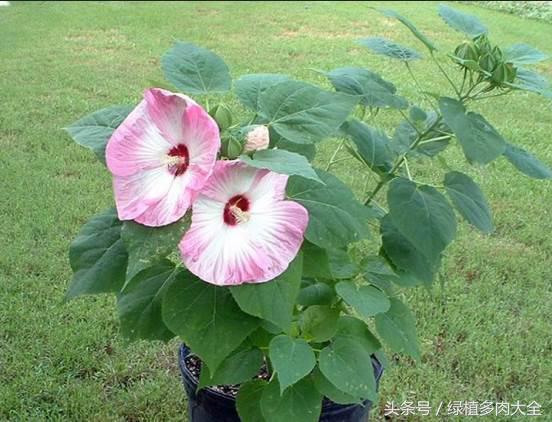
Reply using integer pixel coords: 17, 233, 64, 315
164, 155, 186, 167
230, 205, 250, 224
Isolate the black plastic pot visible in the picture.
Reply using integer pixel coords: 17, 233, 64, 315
179, 344, 384, 422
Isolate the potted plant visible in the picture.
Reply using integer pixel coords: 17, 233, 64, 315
65, 4, 550, 422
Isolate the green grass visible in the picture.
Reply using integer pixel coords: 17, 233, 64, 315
1, 1, 551, 420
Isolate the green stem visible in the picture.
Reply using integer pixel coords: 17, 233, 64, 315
399, 109, 422, 136
417, 134, 451, 145
364, 116, 443, 205
405, 61, 439, 112
326, 139, 345, 171
431, 51, 461, 97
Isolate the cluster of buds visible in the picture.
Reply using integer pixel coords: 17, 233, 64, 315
208, 102, 270, 158
452, 35, 517, 87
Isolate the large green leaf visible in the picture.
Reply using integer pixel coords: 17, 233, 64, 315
275, 137, 316, 162
199, 347, 263, 389
379, 8, 437, 51
64, 106, 132, 165
319, 336, 377, 400
439, 97, 506, 164
297, 283, 335, 307
388, 178, 456, 263
438, 4, 487, 38
269, 335, 316, 393
357, 37, 422, 61
161, 41, 231, 94
237, 379, 267, 422
261, 377, 322, 422
311, 367, 362, 405
287, 170, 372, 248
335, 316, 381, 352
239, 149, 322, 183
325, 67, 408, 109
504, 44, 547, 65
230, 254, 302, 332
302, 242, 358, 280
509, 68, 552, 98
298, 305, 339, 342
259, 80, 358, 144
162, 273, 259, 372
117, 260, 178, 342
375, 298, 420, 360
503, 143, 552, 179
444, 171, 494, 233
380, 216, 439, 285
336, 281, 390, 318
341, 119, 395, 172
67, 208, 128, 299
235, 73, 290, 111
121, 216, 190, 280
363, 255, 400, 288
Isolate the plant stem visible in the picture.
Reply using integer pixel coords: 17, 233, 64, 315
405, 61, 439, 112
364, 116, 443, 205
326, 139, 345, 171
431, 51, 461, 97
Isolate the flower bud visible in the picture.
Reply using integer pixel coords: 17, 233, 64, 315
209, 103, 232, 131
478, 53, 497, 73
243, 125, 270, 153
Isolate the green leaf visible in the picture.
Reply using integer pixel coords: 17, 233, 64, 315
237, 379, 267, 422
311, 367, 362, 405
161, 41, 231, 94
121, 216, 190, 281
363, 255, 400, 287
64, 106, 132, 165
388, 178, 456, 263
302, 242, 358, 280
259, 80, 358, 144
503, 143, 552, 179
117, 260, 178, 342
509, 68, 552, 97
439, 97, 506, 164
67, 208, 127, 299
438, 4, 487, 38
162, 273, 259, 372
239, 149, 322, 183
357, 37, 422, 61
379, 8, 437, 51
235, 74, 290, 111
375, 297, 420, 360
298, 305, 339, 342
230, 254, 303, 332
380, 215, 439, 285
261, 377, 322, 422
504, 44, 547, 65
199, 347, 263, 389
287, 170, 372, 248
444, 171, 494, 233
325, 67, 408, 109
275, 137, 316, 162
335, 316, 381, 352
341, 119, 395, 172
297, 283, 335, 307
336, 281, 390, 318
319, 337, 377, 400
269, 335, 316, 393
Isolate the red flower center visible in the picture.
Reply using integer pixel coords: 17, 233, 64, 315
223, 195, 250, 226
167, 144, 189, 176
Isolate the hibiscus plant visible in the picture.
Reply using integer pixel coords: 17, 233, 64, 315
65, 5, 551, 421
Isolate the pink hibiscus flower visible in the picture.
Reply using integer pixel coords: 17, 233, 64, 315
179, 160, 309, 286
106, 88, 220, 226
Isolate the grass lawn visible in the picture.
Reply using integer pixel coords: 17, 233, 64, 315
1, 1, 551, 420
